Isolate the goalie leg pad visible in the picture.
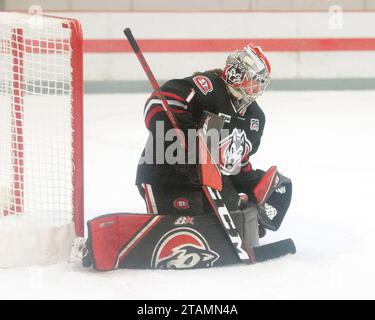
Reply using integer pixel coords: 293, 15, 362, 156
83, 203, 262, 271
83, 213, 244, 271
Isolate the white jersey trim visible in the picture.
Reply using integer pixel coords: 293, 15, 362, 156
144, 98, 187, 119
186, 88, 196, 103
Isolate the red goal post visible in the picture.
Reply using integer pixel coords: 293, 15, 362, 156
0, 12, 84, 267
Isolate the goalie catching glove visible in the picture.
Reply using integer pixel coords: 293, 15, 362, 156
253, 166, 292, 231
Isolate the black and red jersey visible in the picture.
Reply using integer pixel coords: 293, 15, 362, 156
136, 71, 266, 193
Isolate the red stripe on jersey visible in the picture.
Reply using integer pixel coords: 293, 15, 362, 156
145, 105, 186, 129
151, 91, 187, 104
145, 106, 164, 129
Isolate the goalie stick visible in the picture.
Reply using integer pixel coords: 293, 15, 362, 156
123, 28, 296, 264
123, 28, 185, 151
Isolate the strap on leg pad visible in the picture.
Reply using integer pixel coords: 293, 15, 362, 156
230, 204, 259, 248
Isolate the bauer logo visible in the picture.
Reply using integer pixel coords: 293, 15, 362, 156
174, 216, 194, 225
193, 76, 213, 95
151, 228, 219, 269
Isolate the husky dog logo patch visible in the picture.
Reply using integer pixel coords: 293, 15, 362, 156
219, 129, 252, 175
151, 227, 219, 269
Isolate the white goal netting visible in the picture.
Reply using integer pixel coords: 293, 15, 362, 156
0, 13, 83, 267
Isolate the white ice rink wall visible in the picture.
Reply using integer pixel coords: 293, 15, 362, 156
42, 11, 375, 90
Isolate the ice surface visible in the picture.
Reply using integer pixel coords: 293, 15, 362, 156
1, 91, 375, 299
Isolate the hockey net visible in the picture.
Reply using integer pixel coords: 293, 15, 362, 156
0, 12, 84, 267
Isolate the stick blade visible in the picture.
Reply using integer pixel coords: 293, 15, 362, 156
254, 238, 296, 263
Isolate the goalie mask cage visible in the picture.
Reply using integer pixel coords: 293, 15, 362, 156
0, 12, 84, 268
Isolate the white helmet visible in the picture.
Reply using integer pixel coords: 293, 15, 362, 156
222, 45, 271, 113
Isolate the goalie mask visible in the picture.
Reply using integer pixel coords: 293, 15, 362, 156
222, 45, 271, 113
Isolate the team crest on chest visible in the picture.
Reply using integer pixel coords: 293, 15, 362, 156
193, 76, 213, 95
219, 129, 252, 175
